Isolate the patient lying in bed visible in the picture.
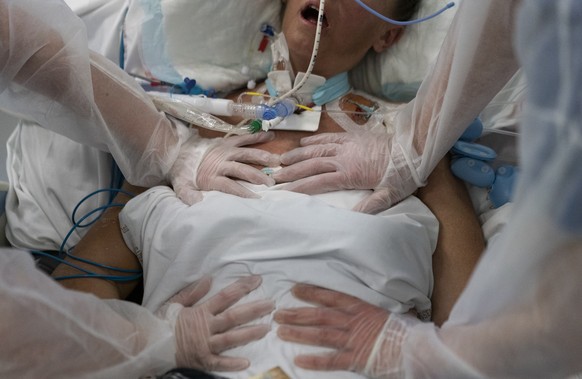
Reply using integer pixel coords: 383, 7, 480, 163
39, 84, 480, 378
123, 96, 435, 379
4, 70, 484, 379
4, 1, 484, 376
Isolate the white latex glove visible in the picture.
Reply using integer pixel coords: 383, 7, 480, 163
272, 131, 418, 214
169, 132, 281, 205
158, 275, 275, 372
274, 284, 420, 377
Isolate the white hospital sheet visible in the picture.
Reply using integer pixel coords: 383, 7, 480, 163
120, 185, 438, 378
5, 122, 114, 250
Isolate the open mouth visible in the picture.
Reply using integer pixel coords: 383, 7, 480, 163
301, 4, 329, 28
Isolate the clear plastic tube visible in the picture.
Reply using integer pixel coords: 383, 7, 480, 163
228, 102, 277, 120
149, 92, 290, 121
150, 95, 250, 135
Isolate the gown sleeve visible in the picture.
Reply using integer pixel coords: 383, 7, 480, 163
0, 0, 190, 186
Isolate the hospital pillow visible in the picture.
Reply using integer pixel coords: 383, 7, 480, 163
121, 0, 457, 100
122, 0, 283, 94
350, 0, 460, 102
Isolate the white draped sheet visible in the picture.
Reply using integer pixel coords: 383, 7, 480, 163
120, 185, 438, 378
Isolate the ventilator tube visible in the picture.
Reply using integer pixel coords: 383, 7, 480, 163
164, 94, 277, 120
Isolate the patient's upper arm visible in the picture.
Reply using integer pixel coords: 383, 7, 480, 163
416, 156, 485, 326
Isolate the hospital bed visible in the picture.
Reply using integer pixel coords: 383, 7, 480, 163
0, 0, 521, 377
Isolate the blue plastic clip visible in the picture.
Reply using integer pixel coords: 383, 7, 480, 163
260, 23, 276, 37
175, 77, 215, 97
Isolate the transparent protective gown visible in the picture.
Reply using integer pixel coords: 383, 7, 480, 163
0, 249, 177, 378
386, 0, 521, 200
0, 0, 189, 186
367, 0, 582, 377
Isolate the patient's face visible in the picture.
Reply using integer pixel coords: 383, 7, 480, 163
282, 0, 400, 78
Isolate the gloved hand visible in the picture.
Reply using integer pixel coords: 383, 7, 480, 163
158, 275, 275, 372
271, 131, 419, 214
169, 132, 281, 205
274, 284, 421, 377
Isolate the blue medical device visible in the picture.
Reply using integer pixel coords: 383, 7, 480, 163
354, 0, 456, 26
451, 117, 519, 208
